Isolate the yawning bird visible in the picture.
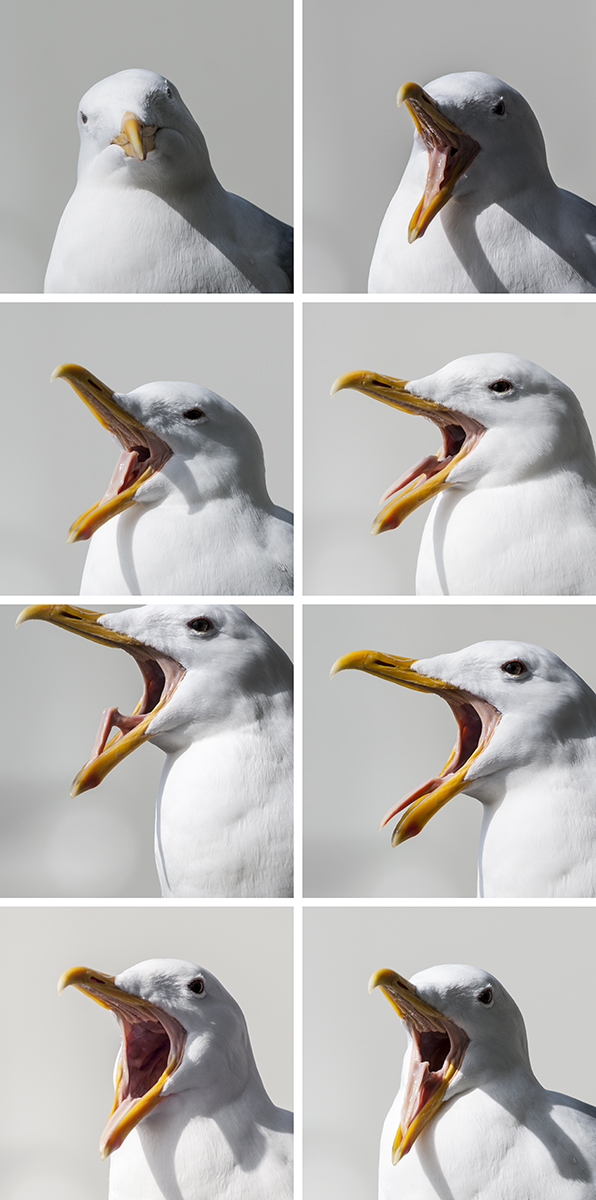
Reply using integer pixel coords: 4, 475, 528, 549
370, 963, 596, 1199
368, 72, 596, 294
18, 604, 293, 897
331, 352, 596, 595
59, 958, 293, 1200
331, 638, 596, 897
53, 363, 293, 596
44, 69, 293, 294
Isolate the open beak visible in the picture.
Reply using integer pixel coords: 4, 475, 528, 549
51, 363, 172, 542
111, 111, 159, 161
397, 82, 480, 241
58, 965, 187, 1158
369, 968, 469, 1162
330, 650, 500, 844
16, 604, 185, 796
330, 370, 485, 533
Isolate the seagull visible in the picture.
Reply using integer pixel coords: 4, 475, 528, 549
368, 72, 596, 294
370, 963, 596, 1199
59, 958, 293, 1200
44, 69, 293, 294
17, 604, 293, 897
52, 363, 293, 596
331, 638, 596, 897
331, 352, 596, 595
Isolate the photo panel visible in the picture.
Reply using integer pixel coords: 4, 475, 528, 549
304, 904, 596, 1200
1, 904, 292, 1200
304, 601, 596, 897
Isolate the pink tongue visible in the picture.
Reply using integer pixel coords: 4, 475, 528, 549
379, 455, 442, 504
91, 706, 145, 759
104, 450, 141, 501
422, 145, 451, 210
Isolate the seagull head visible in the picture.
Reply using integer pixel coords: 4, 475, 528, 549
58, 957, 257, 1158
369, 963, 529, 1162
331, 638, 596, 844
76, 68, 211, 187
331, 353, 595, 534
16, 603, 292, 791
51, 364, 270, 541
396, 71, 549, 240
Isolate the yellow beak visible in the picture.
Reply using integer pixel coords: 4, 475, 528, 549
330, 369, 484, 533
397, 81, 480, 241
16, 604, 185, 796
51, 363, 172, 543
58, 965, 186, 1158
111, 111, 158, 160
331, 649, 499, 844
369, 967, 469, 1162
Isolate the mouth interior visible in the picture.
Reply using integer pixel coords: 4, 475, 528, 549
122, 1014, 172, 1099
418, 1030, 451, 1074
90, 642, 185, 762
380, 414, 484, 506
380, 690, 499, 831
407, 96, 480, 237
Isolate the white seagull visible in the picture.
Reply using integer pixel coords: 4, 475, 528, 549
17, 604, 293, 897
331, 639, 596, 897
59, 958, 293, 1200
331, 352, 596, 595
368, 72, 596, 294
370, 963, 596, 1199
52, 363, 293, 596
44, 69, 293, 294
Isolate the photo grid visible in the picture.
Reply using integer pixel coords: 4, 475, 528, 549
2, 1, 596, 1198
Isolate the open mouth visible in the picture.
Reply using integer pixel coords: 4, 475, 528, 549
330, 370, 485, 533
111, 111, 159, 161
16, 604, 185, 795
51, 363, 172, 542
369, 968, 469, 1162
397, 82, 480, 242
330, 651, 500, 844
58, 965, 187, 1158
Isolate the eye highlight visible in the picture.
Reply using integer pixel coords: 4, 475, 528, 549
477, 987, 493, 1006
188, 977, 205, 995
489, 379, 513, 394
187, 617, 214, 634
183, 408, 205, 420
501, 660, 527, 676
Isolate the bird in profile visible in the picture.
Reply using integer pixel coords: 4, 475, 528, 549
331, 638, 596, 897
368, 72, 596, 293
331, 352, 596, 595
17, 604, 293, 897
370, 962, 596, 1199
52, 362, 293, 595
44, 69, 293, 294
59, 957, 293, 1200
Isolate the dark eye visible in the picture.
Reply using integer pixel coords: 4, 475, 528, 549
80, 111, 88, 124
477, 987, 493, 1005
188, 977, 205, 995
187, 617, 214, 633
183, 408, 205, 420
492, 100, 506, 116
165, 85, 173, 99
502, 660, 527, 676
489, 379, 513, 393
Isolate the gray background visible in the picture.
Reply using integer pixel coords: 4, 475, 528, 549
2, 602, 292, 897
2, 0, 293, 292
304, 905, 596, 1200
0, 905, 292, 1200
304, 302, 596, 595
1, 302, 292, 594
304, 603, 596, 897
304, 0, 596, 292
